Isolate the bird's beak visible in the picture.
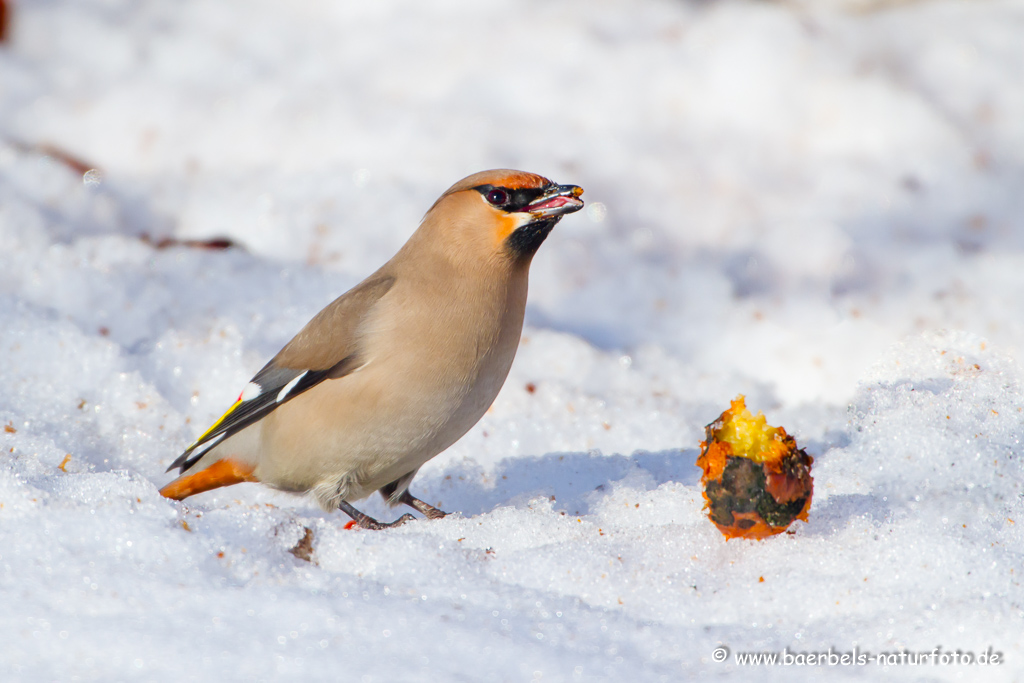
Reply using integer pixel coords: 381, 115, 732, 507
523, 184, 584, 219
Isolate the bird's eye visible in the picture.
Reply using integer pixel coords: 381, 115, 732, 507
486, 188, 509, 206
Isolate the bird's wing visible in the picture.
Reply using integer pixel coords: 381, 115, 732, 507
167, 274, 395, 474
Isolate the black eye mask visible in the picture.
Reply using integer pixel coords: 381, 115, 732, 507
473, 184, 547, 213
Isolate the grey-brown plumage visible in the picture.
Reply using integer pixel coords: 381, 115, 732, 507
161, 170, 584, 529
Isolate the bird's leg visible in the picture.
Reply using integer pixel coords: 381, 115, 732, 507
398, 491, 449, 520
338, 501, 415, 530
379, 478, 448, 520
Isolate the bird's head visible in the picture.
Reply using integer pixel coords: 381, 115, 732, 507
424, 169, 584, 263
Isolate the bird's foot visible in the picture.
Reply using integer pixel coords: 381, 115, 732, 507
399, 491, 449, 520
339, 501, 415, 530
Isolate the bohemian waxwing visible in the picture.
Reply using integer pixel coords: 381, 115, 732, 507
160, 169, 584, 529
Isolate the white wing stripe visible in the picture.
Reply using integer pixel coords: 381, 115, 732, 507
190, 431, 226, 458
277, 371, 308, 403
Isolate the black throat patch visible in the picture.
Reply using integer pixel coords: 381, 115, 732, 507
505, 219, 556, 258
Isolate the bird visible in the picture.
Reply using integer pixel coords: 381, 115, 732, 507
160, 169, 584, 529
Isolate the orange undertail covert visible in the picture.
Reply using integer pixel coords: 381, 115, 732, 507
696, 395, 813, 540
159, 458, 257, 500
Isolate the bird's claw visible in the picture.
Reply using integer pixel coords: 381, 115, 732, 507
340, 501, 417, 530
357, 513, 416, 530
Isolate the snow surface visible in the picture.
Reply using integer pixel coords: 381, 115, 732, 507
2, 0, 1023, 680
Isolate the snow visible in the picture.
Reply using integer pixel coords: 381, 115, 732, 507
1, 0, 1023, 680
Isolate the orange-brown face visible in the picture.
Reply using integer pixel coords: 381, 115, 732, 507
438, 169, 584, 258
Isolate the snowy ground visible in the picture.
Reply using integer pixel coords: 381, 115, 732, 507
2, 0, 1023, 680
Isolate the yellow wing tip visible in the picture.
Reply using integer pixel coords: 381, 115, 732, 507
190, 398, 243, 448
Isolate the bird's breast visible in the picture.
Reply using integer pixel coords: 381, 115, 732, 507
372, 272, 527, 445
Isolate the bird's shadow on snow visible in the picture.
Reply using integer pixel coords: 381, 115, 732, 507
418, 448, 703, 517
